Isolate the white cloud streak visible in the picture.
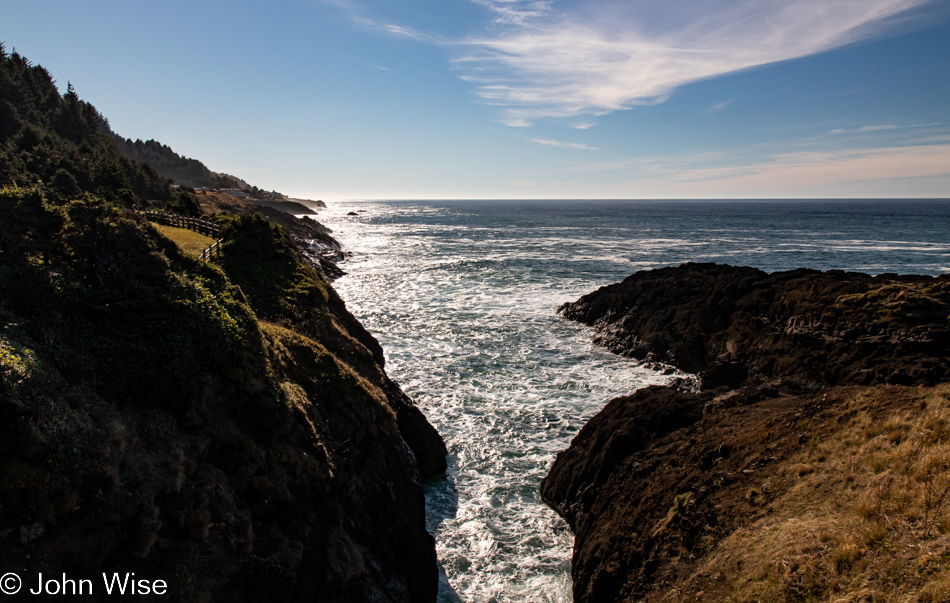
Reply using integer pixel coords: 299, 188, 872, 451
532, 138, 598, 150
470, 0, 553, 26
350, 15, 439, 43
381, 23, 432, 42
831, 125, 901, 134
454, 0, 932, 125
707, 99, 735, 112
333, 51, 392, 71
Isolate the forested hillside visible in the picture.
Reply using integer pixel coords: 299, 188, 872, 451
0, 44, 200, 211
113, 137, 282, 198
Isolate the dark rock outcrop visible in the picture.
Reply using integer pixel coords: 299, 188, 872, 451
545, 263, 950, 603
250, 200, 321, 215
542, 386, 710, 532
558, 263, 950, 389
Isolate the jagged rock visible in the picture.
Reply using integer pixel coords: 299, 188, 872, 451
547, 263, 950, 603
558, 263, 950, 388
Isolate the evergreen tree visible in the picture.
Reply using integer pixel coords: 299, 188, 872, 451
0, 44, 195, 209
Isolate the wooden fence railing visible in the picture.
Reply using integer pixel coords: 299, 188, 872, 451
145, 210, 224, 262
144, 210, 221, 237
199, 238, 224, 262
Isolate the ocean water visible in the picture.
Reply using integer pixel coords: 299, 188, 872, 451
314, 199, 950, 603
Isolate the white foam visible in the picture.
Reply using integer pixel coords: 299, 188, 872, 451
318, 200, 950, 602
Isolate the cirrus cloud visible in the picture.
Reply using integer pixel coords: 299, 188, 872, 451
531, 138, 598, 150
453, 0, 934, 126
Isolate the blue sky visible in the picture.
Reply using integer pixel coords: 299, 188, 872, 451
2, 0, 949, 199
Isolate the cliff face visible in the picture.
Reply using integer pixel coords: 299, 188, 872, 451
544, 263, 950, 603
0, 190, 445, 602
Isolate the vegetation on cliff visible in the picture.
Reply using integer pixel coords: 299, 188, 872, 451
0, 45, 199, 212
1, 41, 336, 266
1, 46, 445, 602
112, 137, 283, 199
546, 263, 950, 603
0, 185, 445, 601
0, 189, 444, 601
195, 191, 343, 281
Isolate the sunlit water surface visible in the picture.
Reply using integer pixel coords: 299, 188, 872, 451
314, 200, 950, 602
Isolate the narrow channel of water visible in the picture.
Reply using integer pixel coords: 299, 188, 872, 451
316, 199, 950, 602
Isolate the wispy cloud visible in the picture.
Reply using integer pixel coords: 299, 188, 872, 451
350, 15, 439, 43
707, 99, 735, 112
381, 23, 432, 42
857, 125, 900, 132
470, 0, 553, 26
532, 138, 598, 150
831, 124, 901, 134
333, 51, 392, 71
668, 144, 950, 198
452, 0, 932, 125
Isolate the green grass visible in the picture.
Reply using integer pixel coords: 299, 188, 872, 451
153, 224, 215, 258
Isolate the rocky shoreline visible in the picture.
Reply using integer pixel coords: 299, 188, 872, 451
194, 190, 347, 280
544, 263, 950, 602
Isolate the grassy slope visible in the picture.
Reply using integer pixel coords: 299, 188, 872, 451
153, 224, 215, 259
544, 382, 950, 603
644, 385, 950, 603
687, 385, 950, 603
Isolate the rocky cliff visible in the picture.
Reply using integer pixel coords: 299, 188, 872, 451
558, 263, 949, 389
544, 263, 950, 602
0, 189, 446, 602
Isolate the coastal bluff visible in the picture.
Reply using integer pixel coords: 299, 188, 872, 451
543, 263, 950, 602
0, 191, 446, 602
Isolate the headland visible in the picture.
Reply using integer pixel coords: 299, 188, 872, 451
545, 262, 950, 602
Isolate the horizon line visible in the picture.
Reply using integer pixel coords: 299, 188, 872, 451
312, 197, 950, 203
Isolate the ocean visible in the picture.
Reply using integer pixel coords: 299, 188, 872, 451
314, 199, 950, 603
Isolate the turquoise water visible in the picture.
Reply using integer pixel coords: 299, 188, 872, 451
315, 200, 950, 603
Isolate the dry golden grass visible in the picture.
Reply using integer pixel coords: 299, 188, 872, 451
153, 224, 215, 259
669, 384, 950, 603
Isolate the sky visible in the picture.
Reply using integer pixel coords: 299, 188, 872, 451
2, 0, 949, 200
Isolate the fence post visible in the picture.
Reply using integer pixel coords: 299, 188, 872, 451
147, 212, 222, 246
